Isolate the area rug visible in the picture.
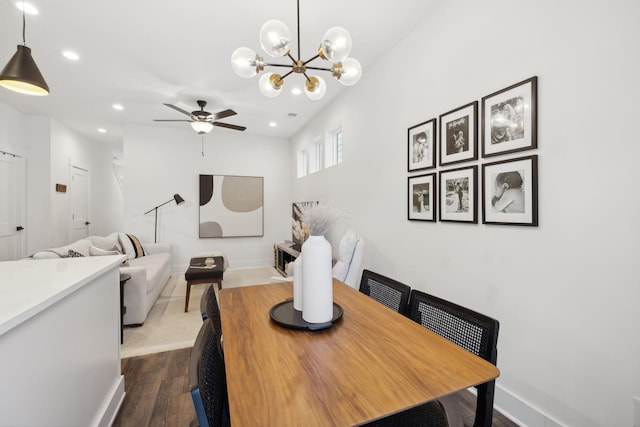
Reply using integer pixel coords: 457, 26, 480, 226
121, 266, 280, 358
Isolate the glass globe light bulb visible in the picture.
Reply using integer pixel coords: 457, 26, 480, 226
259, 73, 283, 98
259, 19, 291, 57
320, 27, 352, 63
231, 47, 262, 78
304, 76, 326, 101
338, 57, 362, 86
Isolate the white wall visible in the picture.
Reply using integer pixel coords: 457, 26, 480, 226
0, 101, 123, 255
292, 0, 640, 426
122, 125, 292, 271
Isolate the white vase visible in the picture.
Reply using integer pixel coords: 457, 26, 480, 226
292, 255, 303, 311
301, 235, 333, 323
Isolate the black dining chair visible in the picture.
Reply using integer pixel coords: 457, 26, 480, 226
199, 284, 222, 332
408, 289, 500, 427
358, 269, 411, 315
189, 319, 230, 427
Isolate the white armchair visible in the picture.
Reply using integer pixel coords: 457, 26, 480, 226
331, 229, 364, 289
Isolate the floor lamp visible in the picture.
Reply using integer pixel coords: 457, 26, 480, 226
144, 194, 185, 243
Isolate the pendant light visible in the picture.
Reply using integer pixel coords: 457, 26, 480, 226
231, 0, 362, 101
0, 5, 50, 96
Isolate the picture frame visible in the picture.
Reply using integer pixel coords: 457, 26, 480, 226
439, 166, 478, 223
199, 174, 264, 237
408, 118, 436, 171
408, 173, 436, 222
439, 101, 478, 166
482, 155, 538, 226
481, 76, 537, 158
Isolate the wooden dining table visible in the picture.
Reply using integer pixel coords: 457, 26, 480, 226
218, 279, 500, 427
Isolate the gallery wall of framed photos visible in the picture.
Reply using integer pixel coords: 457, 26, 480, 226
407, 76, 538, 226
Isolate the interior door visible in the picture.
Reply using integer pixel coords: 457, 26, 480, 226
70, 166, 90, 241
0, 151, 26, 261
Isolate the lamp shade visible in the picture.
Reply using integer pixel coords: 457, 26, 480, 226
231, 47, 261, 78
337, 57, 362, 86
259, 19, 291, 57
304, 76, 326, 101
320, 27, 352, 63
259, 73, 283, 98
173, 194, 185, 205
191, 121, 213, 134
0, 45, 49, 96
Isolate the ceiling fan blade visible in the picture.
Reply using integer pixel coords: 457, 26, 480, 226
212, 109, 237, 120
213, 122, 246, 131
163, 103, 192, 117
153, 119, 192, 122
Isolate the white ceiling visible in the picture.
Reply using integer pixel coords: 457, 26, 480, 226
0, 0, 443, 143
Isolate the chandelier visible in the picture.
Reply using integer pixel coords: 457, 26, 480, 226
231, 0, 362, 101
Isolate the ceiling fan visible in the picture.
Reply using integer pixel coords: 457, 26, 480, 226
153, 100, 246, 134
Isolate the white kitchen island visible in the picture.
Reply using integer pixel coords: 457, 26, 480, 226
0, 255, 126, 427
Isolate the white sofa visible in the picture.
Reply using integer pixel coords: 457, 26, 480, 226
30, 232, 171, 326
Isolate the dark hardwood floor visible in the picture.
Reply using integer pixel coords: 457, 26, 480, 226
113, 348, 518, 427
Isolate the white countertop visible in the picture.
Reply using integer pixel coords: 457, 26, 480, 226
0, 255, 126, 335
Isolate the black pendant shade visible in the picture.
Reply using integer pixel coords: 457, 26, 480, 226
0, 44, 50, 96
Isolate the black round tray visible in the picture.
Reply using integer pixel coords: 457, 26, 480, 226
269, 299, 343, 331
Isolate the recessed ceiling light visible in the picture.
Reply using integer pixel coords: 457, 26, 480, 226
291, 87, 302, 95
98, 128, 107, 133
62, 50, 79, 61
269, 122, 277, 127
112, 104, 124, 111
16, 2, 38, 15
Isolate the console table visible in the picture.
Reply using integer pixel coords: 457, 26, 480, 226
274, 241, 300, 276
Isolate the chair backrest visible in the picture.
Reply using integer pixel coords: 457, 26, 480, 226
358, 269, 411, 315
332, 229, 364, 289
407, 289, 499, 427
200, 285, 222, 333
189, 319, 229, 427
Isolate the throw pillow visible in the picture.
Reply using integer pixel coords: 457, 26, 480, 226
89, 245, 121, 256
67, 249, 85, 258
118, 233, 145, 259
127, 234, 145, 258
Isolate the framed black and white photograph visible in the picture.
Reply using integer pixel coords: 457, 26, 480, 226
408, 118, 436, 171
481, 76, 537, 158
408, 173, 436, 222
439, 166, 477, 223
482, 155, 538, 226
439, 101, 478, 167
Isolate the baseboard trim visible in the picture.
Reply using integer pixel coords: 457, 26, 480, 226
95, 375, 125, 427
493, 384, 564, 427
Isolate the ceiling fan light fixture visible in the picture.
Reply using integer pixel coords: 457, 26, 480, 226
191, 121, 214, 134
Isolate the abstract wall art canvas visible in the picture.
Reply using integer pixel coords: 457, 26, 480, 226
199, 174, 264, 238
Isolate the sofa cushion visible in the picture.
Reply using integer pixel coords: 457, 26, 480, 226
128, 253, 170, 294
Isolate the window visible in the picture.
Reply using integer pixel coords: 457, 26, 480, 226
325, 125, 343, 168
308, 136, 322, 174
